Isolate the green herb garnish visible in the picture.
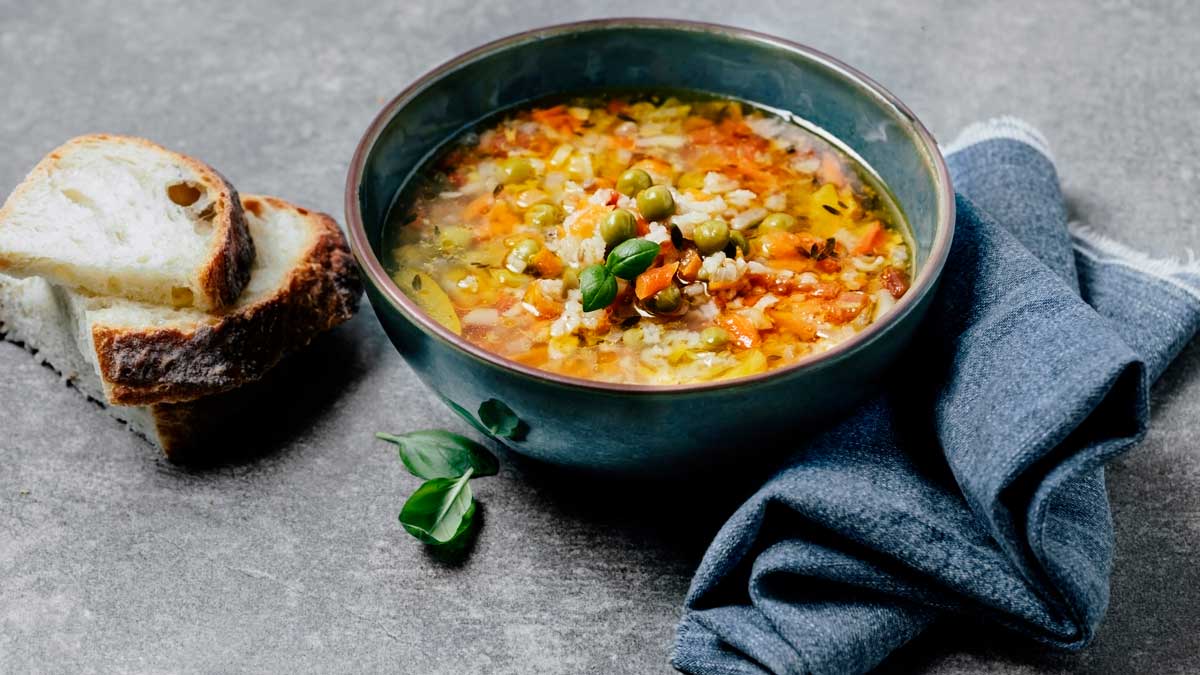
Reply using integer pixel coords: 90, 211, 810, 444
477, 399, 524, 440
377, 429, 499, 549
606, 238, 660, 279
579, 239, 661, 312
398, 470, 476, 545
376, 429, 498, 479
580, 264, 618, 311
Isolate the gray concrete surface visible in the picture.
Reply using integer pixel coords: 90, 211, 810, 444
1, 1, 1198, 672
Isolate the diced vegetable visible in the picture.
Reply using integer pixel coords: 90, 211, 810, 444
678, 248, 702, 281
635, 262, 679, 300
720, 349, 767, 379
717, 313, 761, 349
699, 326, 730, 350
528, 247, 563, 277
399, 271, 462, 335
852, 221, 884, 255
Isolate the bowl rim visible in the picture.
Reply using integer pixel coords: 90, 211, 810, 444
345, 17, 955, 395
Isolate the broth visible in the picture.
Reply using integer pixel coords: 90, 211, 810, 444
384, 93, 912, 385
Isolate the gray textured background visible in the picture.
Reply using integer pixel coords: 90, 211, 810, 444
2, 1, 1198, 673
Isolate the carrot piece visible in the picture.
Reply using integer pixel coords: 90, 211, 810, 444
678, 249, 702, 281
852, 221, 885, 255
530, 104, 580, 134
531, 105, 568, 123
529, 248, 564, 278
567, 204, 604, 238
716, 313, 761, 349
635, 214, 651, 237
523, 282, 564, 317
512, 345, 550, 367
635, 262, 679, 300
769, 310, 818, 341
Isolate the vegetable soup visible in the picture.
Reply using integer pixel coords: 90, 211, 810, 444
385, 94, 912, 385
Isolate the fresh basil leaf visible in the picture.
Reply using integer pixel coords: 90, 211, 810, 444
438, 394, 494, 438
478, 399, 526, 440
399, 469, 475, 545
606, 238, 660, 280
580, 264, 617, 312
376, 430, 499, 479
427, 500, 479, 557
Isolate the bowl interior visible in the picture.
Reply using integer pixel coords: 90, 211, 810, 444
351, 20, 952, 392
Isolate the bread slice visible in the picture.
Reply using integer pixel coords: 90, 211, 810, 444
0, 271, 331, 460
1, 195, 361, 406
0, 273, 347, 461
0, 195, 361, 458
75, 195, 360, 405
0, 134, 254, 310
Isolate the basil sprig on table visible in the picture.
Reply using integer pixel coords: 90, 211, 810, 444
376, 430, 499, 547
580, 238, 661, 311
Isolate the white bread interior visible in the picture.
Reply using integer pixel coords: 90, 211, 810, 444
0, 134, 254, 310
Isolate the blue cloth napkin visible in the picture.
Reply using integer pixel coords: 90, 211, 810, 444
672, 118, 1200, 675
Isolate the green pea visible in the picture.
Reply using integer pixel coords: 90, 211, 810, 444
526, 203, 561, 228
600, 208, 638, 246
616, 168, 653, 197
760, 212, 798, 232
636, 185, 675, 221
644, 284, 682, 314
511, 238, 541, 263
693, 219, 730, 255
699, 326, 730, 350
500, 157, 535, 184
727, 231, 750, 257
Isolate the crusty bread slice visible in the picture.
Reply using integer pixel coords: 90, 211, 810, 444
73, 195, 360, 405
0, 195, 361, 458
0, 195, 361, 404
0, 134, 254, 310
0, 271, 319, 460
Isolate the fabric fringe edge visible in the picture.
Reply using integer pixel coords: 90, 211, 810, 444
943, 116, 1055, 162
1070, 223, 1200, 302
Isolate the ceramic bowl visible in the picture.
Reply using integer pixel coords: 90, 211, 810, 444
346, 19, 953, 474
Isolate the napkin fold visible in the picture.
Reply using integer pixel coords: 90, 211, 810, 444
672, 118, 1200, 675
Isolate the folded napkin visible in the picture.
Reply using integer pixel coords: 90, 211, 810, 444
672, 118, 1200, 675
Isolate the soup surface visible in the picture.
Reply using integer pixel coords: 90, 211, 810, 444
386, 95, 912, 385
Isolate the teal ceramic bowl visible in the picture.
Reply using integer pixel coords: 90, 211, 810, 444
346, 19, 953, 474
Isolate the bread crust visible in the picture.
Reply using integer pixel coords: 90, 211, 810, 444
182, 160, 255, 310
91, 196, 362, 405
0, 133, 254, 310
